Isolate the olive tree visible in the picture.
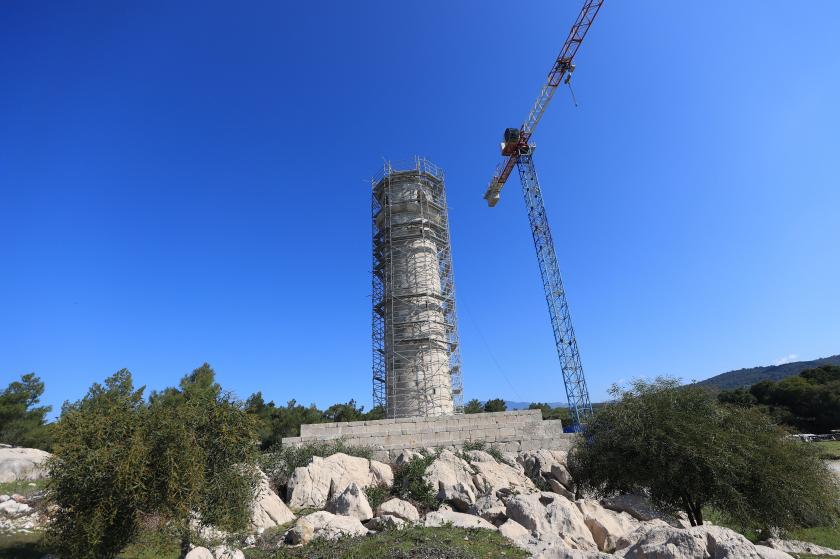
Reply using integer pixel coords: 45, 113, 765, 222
569, 378, 840, 531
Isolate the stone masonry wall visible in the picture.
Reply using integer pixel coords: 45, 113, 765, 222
281, 409, 575, 462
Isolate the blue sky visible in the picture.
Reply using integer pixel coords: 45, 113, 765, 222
2, 1, 839, 417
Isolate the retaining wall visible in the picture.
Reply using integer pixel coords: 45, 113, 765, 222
281, 409, 575, 462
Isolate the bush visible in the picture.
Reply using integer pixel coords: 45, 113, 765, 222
392, 452, 439, 512
363, 483, 392, 511
261, 440, 373, 492
47, 365, 260, 559
569, 377, 840, 531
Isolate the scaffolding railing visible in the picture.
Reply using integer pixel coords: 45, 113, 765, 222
372, 157, 463, 417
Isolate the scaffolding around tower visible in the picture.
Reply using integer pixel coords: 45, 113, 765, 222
372, 157, 463, 418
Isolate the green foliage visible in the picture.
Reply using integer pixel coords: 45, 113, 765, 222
463, 399, 483, 414
816, 440, 840, 460
245, 525, 528, 559
483, 398, 507, 413
392, 453, 439, 512
261, 440, 373, 491
528, 402, 572, 423
0, 373, 53, 450
362, 483, 391, 511
718, 365, 840, 432
570, 377, 840, 531
245, 396, 385, 451
47, 365, 259, 559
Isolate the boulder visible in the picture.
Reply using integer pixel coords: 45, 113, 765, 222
0, 499, 32, 518
506, 493, 597, 551
576, 499, 638, 552
550, 463, 574, 490
285, 511, 370, 544
325, 481, 373, 521
375, 497, 419, 523
422, 450, 478, 511
471, 494, 507, 525
499, 518, 530, 541
602, 493, 684, 527
185, 547, 214, 559
533, 545, 613, 559
286, 453, 393, 509
755, 546, 795, 559
518, 449, 566, 479
250, 470, 295, 534
392, 449, 421, 466
471, 456, 537, 496
548, 478, 575, 500
0, 448, 51, 483
424, 509, 497, 530
616, 524, 769, 559
465, 450, 496, 463
366, 514, 407, 531
759, 538, 840, 557
212, 546, 244, 559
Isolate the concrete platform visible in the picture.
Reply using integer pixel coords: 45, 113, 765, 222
281, 409, 574, 462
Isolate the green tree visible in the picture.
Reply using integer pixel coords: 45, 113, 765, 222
464, 399, 483, 414
569, 378, 840, 532
47, 370, 149, 559
48, 365, 259, 559
323, 399, 366, 423
528, 402, 572, 423
483, 398, 507, 413
0, 373, 52, 449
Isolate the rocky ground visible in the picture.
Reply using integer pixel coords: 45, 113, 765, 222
2, 444, 839, 559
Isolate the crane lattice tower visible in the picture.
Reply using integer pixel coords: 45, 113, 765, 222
372, 157, 463, 418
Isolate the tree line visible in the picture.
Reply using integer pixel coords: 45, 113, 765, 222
717, 364, 840, 433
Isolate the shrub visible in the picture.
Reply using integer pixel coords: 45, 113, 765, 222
392, 452, 439, 512
363, 483, 392, 511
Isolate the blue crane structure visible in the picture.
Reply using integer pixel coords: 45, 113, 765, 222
483, 0, 604, 430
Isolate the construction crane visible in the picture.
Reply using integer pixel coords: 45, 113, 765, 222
483, 0, 604, 430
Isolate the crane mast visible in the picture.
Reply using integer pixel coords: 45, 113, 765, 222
483, 0, 604, 429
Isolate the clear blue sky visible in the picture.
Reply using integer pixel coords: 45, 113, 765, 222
2, 1, 839, 417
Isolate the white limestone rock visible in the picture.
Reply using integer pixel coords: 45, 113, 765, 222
533, 544, 613, 559
375, 497, 419, 523
212, 546, 245, 559
250, 470, 295, 534
550, 463, 574, 490
499, 518, 530, 541
366, 514, 407, 531
0, 448, 51, 483
575, 499, 638, 553
392, 449, 421, 466
422, 450, 478, 511
755, 545, 796, 559
184, 547, 214, 559
465, 450, 496, 463
325, 481, 373, 521
285, 510, 370, 544
602, 493, 685, 527
423, 509, 497, 530
548, 478, 575, 500
471, 494, 507, 525
286, 453, 393, 509
505, 492, 597, 551
616, 524, 770, 559
471, 456, 537, 497
0, 499, 32, 518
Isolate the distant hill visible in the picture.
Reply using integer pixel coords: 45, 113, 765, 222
695, 354, 840, 392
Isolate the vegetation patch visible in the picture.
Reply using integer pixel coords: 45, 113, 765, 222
244, 525, 527, 559
815, 440, 840, 461
392, 452, 439, 513
0, 478, 47, 499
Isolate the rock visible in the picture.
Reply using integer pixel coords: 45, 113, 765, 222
550, 463, 574, 490
518, 449, 566, 479
212, 545, 244, 559
759, 538, 840, 557
286, 453, 394, 509
548, 478, 575, 500
424, 509, 497, 530
185, 550, 214, 559
250, 470, 295, 534
471, 456, 537, 496
0, 448, 51, 483
376, 497, 419, 523
465, 450, 496, 462
616, 524, 769, 559
422, 450, 478, 511
471, 494, 507, 525
0, 495, 8, 502
393, 449, 421, 465
285, 511, 370, 544
325, 481, 373, 521
576, 499, 638, 553
506, 493, 597, 550
533, 545, 613, 559
366, 514, 407, 531
0, 499, 32, 518
499, 518, 530, 541
754, 545, 795, 559
602, 493, 684, 527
